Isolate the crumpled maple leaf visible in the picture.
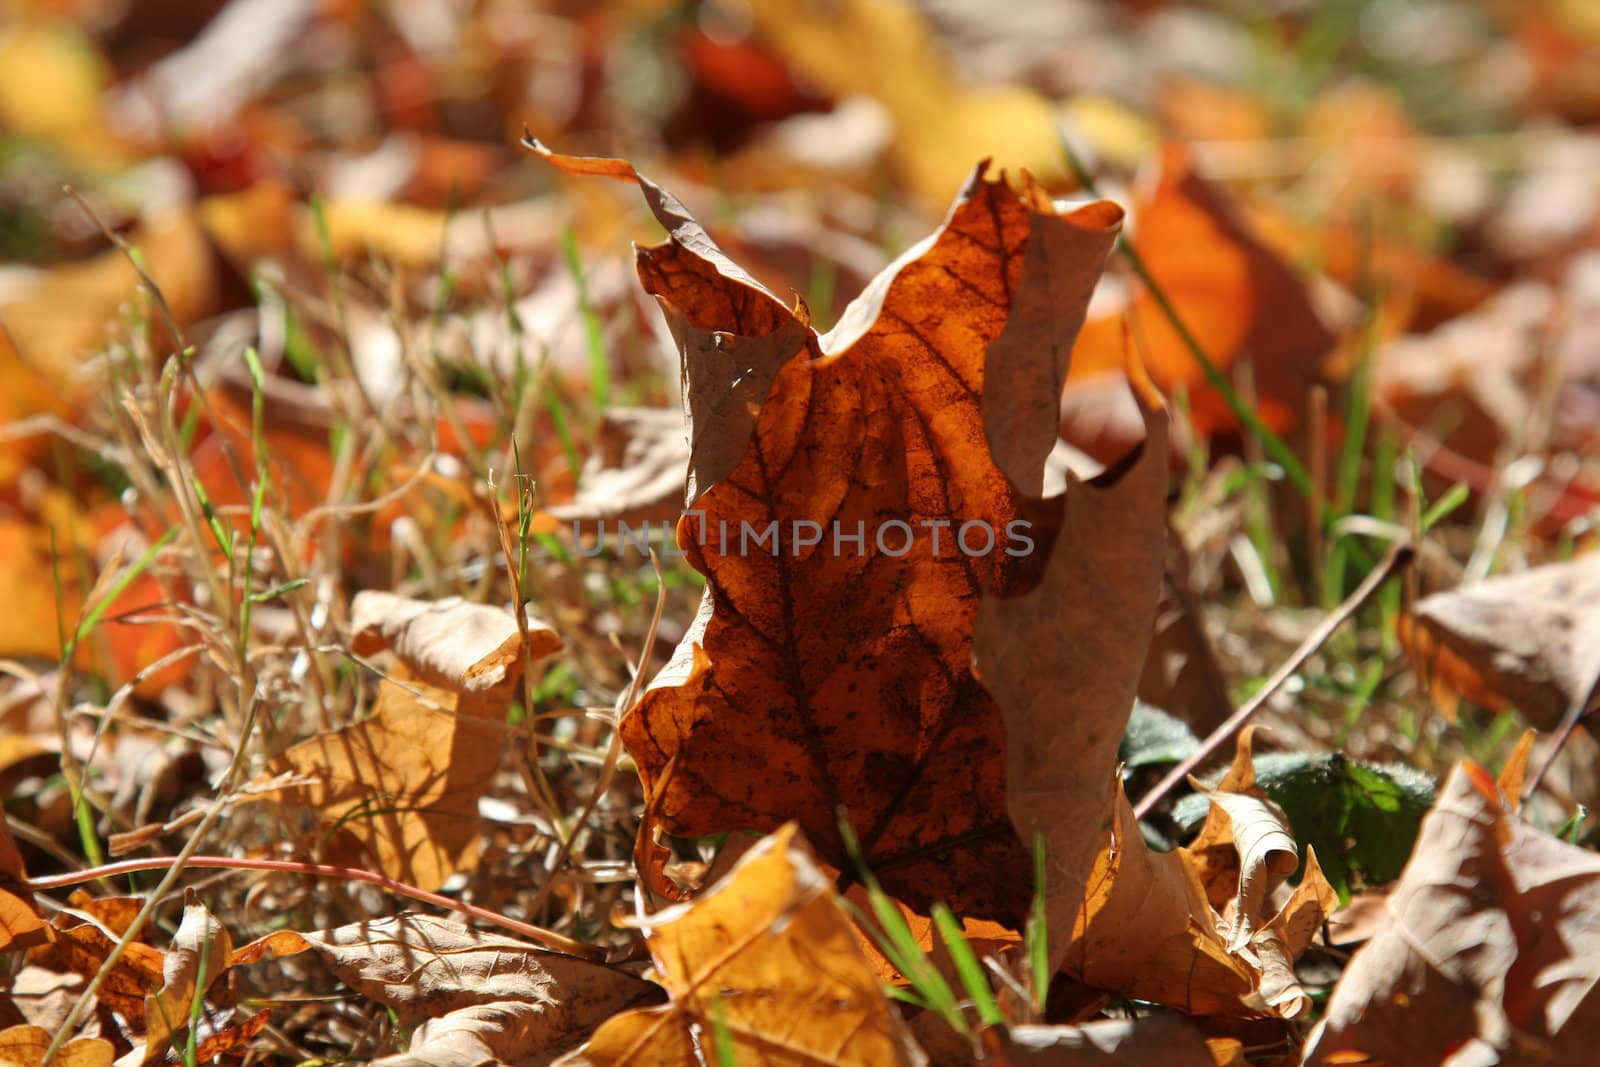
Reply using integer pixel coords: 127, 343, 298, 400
1180, 730, 1338, 1019
233, 914, 656, 1067
560, 823, 923, 1067
531, 139, 1122, 923
252, 592, 562, 888
1304, 761, 1600, 1065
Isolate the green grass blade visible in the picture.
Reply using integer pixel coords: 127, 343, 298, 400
1056, 133, 1311, 496
561, 226, 610, 414
71, 528, 179, 653
1421, 482, 1470, 532
837, 817, 967, 1034
932, 904, 1003, 1029
1028, 833, 1050, 1014
709, 994, 740, 1066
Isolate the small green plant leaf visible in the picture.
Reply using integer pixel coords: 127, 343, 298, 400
1119, 701, 1200, 768
1175, 752, 1435, 903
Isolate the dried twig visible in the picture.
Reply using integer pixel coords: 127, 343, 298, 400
1133, 541, 1415, 819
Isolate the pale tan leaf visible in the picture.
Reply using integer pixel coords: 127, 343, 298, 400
350, 591, 561, 697
1182, 726, 1272, 912
972, 362, 1168, 979
545, 407, 688, 530
255, 671, 505, 889
1248, 849, 1337, 1020
1400, 552, 1600, 731
137, 889, 234, 1065
1195, 790, 1299, 952
255, 591, 563, 888
233, 914, 655, 1064
1002, 1016, 1239, 1066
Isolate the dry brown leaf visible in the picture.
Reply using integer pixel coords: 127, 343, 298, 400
135, 890, 233, 1065
1304, 762, 1600, 1065
971, 358, 1168, 978
533, 140, 1122, 923
970, 364, 1326, 1016
1182, 727, 1287, 916
257, 670, 505, 889
1378, 282, 1556, 474
998, 1015, 1240, 1066
1400, 552, 1600, 732
254, 593, 561, 888
188, 1009, 271, 1064
1065, 780, 1256, 1015
0, 1024, 114, 1067
543, 407, 690, 532
1196, 790, 1299, 954
232, 914, 655, 1066
1141, 534, 1234, 736
1179, 729, 1337, 1019
561, 824, 921, 1067
1249, 849, 1338, 1020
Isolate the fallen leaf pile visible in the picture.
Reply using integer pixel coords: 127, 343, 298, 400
7, 1, 1600, 1064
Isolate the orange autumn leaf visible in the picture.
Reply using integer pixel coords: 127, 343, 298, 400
1069, 145, 1335, 438
0, 1025, 114, 1067
28, 893, 166, 1024
533, 140, 1123, 923
0, 819, 48, 957
0, 207, 224, 490
0, 516, 189, 696
567, 824, 922, 1067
